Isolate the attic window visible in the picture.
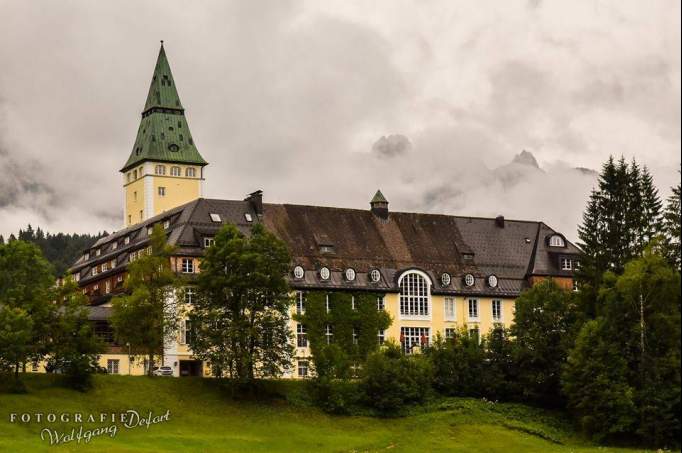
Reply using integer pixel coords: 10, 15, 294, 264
210, 213, 222, 223
441, 272, 451, 287
293, 266, 305, 279
319, 267, 331, 281
112, 242, 118, 250
345, 268, 356, 282
163, 220, 170, 229
147, 227, 153, 236
369, 269, 381, 283
549, 235, 565, 247
203, 237, 215, 248
320, 245, 334, 254
463, 253, 474, 261
464, 274, 475, 287
124, 236, 130, 245
244, 213, 253, 222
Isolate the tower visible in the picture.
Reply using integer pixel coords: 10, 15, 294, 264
121, 42, 208, 227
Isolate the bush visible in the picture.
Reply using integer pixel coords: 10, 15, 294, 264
427, 330, 484, 397
311, 377, 361, 414
361, 342, 433, 414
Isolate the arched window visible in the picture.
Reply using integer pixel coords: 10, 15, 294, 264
155, 165, 166, 175
398, 270, 431, 317
549, 235, 565, 247
170, 166, 181, 176
186, 167, 196, 177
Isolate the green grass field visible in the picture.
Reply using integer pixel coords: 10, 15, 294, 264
0, 375, 656, 452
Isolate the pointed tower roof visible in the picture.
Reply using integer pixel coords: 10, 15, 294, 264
121, 42, 208, 172
371, 190, 388, 204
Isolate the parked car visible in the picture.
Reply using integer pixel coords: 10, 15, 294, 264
152, 366, 174, 376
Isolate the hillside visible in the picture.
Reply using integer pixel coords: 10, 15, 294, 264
0, 375, 652, 453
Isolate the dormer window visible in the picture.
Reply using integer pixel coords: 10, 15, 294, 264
293, 266, 305, 280
147, 227, 153, 236
112, 242, 118, 250
163, 220, 170, 229
124, 236, 130, 245
244, 213, 253, 222
560, 257, 573, 270
319, 267, 331, 281
345, 268, 356, 282
487, 274, 498, 288
441, 272, 451, 287
95, 249, 101, 257
549, 235, 565, 247
203, 237, 215, 248
464, 274, 475, 287
209, 213, 222, 223
83, 253, 90, 261
369, 269, 381, 283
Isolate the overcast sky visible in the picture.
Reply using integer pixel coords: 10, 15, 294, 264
1, 0, 680, 241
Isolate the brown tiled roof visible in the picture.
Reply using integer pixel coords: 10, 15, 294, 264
71, 197, 580, 297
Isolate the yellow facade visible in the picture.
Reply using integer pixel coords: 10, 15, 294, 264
123, 163, 203, 226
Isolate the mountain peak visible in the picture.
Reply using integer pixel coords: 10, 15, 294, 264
511, 150, 540, 169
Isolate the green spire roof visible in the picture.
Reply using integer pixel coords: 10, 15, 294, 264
371, 190, 388, 204
121, 42, 208, 172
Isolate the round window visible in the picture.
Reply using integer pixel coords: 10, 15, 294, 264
464, 273, 475, 287
487, 274, 498, 288
319, 267, 331, 281
168, 143, 180, 152
369, 269, 381, 283
345, 268, 356, 281
293, 265, 304, 279
441, 272, 451, 287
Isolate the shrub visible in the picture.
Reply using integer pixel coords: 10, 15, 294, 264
361, 342, 433, 414
427, 330, 484, 397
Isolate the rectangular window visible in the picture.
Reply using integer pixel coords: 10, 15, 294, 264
296, 291, 305, 315
112, 242, 118, 250
560, 258, 572, 270
296, 324, 307, 348
107, 359, 120, 375
105, 280, 111, 294
351, 296, 356, 311
352, 328, 359, 345
445, 328, 456, 339
139, 210, 143, 220
377, 329, 385, 345
573, 280, 579, 292
325, 324, 333, 344
184, 287, 195, 304
102, 262, 109, 272
325, 294, 330, 313
181, 258, 194, 273
469, 327, 480, 344
203, 237, 215, 248
297, 360, 309, 378
400, 327, 430, 354
158, 187, 166, 197
377, 295, 385, 311
492, 299, 502, 321
184, 320, 193, 345
124, 236, 130, 245
444, 297, 456, 321
468, 299, 479, 320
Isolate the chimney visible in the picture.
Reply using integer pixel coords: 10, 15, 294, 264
245, 190, 263, 217
370, 190, 389, 220
495, 215, 505, 228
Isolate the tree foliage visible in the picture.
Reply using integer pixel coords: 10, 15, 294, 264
189, 224, 293, 384
662, 180, 681, 271
0, 240, 54, 380
511, 279, 579, 406
110, 224, 180, 375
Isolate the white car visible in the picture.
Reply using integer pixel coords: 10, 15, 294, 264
152, 366, 174, 376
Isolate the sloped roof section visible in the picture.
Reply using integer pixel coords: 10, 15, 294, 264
121, 43, 207, 172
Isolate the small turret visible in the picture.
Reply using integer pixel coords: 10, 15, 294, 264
370, 190, 389, 220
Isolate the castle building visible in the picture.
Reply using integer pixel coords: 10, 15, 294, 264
65, 44, 581, 378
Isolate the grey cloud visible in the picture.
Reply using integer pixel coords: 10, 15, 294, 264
372, 134, 412, 158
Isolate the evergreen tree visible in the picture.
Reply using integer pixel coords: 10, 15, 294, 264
190, 224, 294, 384
110, 225, 180, 375
639, 165, 663, 249
0, 235, 4, 245
662, 180, 681, 271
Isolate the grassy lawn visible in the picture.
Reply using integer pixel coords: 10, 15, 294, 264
0, 375, 656, 452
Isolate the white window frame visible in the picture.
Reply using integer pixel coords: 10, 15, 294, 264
468, 298, 479, 321
295, 291, 305, 315
170, 166, 181, 177
561, 257, 573, 270
181, 258, 195, 274
550, 235, 565, 247
184, 287, 195, 305
105, 280, 111, 294
297, 360, 309, 378
377, 295, 385, 311
444, 297, 456, 321
445, 328, 456, 339
492, 299, 502, 322
203, 237, 215, 248
155, 165, 166, 175
296, 323, 307, 348
158, 187, 166, 197
377, 329, 385, 345
400, 327, 430, 354
370, 269, 381, 283
107, 359, 120, 374
186, 167, 196, 177
325, 324, 333, 344
398, 270, 432, 320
